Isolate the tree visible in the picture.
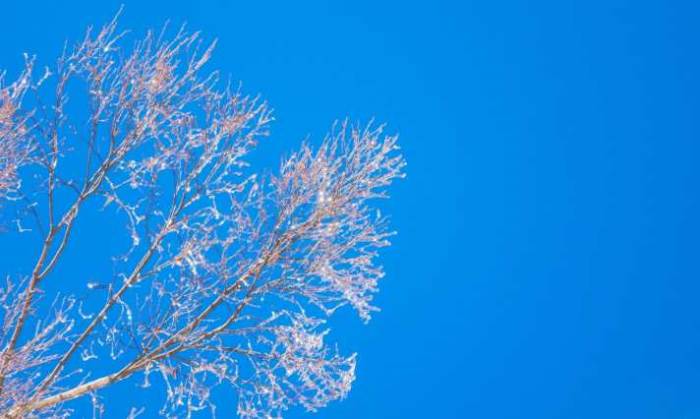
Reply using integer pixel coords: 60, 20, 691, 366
0, 12, 404, 418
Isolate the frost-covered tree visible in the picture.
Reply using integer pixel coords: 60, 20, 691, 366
0, 12, 404, 418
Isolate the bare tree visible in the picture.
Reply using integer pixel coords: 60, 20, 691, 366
0, 11, 404, 419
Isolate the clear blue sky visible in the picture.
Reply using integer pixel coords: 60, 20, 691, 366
2, 1, 700, 418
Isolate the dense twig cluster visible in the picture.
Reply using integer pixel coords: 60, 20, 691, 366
0, 12, 403, 418
0, 57, 36, 200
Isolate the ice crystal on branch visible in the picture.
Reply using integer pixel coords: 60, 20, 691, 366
0, 10, 403, 418
0, 59, 35, 201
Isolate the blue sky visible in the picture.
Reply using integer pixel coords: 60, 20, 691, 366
2, 1, 700, 418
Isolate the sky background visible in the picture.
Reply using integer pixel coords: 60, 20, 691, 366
2, 0, 700, 418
